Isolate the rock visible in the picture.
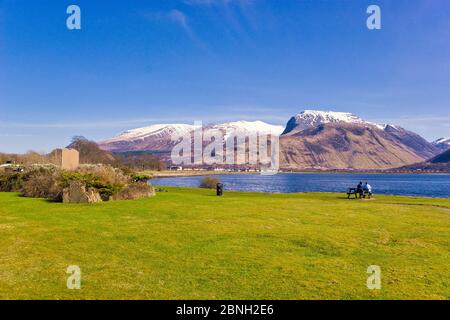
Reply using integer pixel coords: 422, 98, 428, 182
63, 181, 102, 203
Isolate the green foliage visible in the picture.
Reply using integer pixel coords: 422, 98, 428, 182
59, 171, 125, 200
0, 172, 24, 192
130, 173, 152, 183
0, 165, 141, 202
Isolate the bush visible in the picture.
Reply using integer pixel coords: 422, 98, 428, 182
131, 173, 152, 183
112, 183, 155, 200
20, 168, 62, 201
75, 165, 130, 186
0, 172, 25, 192
1, 164, 156, 202
199, 176, 220, 189
60, 165, 128, 201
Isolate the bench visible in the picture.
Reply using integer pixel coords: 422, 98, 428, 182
347, 188, 359, 199
347, 188, 372, 199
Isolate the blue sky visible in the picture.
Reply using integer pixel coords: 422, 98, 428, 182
0, 0, 449, 153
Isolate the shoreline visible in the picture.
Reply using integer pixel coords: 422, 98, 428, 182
149, 186, 450, 200
149, 170, 450, 178
150, 186, 450, 200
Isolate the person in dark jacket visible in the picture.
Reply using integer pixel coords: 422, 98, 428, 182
356, 181, 364, 198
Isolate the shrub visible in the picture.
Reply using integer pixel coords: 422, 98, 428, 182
112, 183, 155, 201
20, 168, 62, 201
0, 171, 25, 192
75, 165, 130, 186
60, 166, 127, 201
131, 173, 152, 183
1, 163, 155, 203
199, 176, 220, 189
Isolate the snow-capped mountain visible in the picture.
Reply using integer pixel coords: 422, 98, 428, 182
103, 124, 200, 144
210, 121, 284, 139
433, 137, 450, 151
99, 121, 284, 153
282, 110, 384, 135
279, 109, 441, 169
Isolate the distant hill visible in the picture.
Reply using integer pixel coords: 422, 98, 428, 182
67, 137, 116, 164
394, 149, 450, 172
430, 149, 450, 163
67, 137, 164, 170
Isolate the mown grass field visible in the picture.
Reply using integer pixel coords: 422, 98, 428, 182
0, 188, 449, 300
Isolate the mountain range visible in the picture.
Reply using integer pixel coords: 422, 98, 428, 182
99, 110, 446, 170
99, 121, 283, 153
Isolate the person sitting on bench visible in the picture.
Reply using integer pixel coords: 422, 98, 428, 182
356, 181, 364, 198
363, 182, 372, 198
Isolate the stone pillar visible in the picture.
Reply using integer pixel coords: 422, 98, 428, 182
61, 148, 79, 170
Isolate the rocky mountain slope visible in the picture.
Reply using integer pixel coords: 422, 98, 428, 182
383, 124, 439, 160
282, 111, 438, 160
280, 123, 427, 170
279, 110, 441, 170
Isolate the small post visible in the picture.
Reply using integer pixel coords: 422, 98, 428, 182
216, 183, 223, 196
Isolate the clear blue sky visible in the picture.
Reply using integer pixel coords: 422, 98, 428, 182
1, 0, 449, 153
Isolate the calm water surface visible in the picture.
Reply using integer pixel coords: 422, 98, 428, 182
151, 173, 450, 198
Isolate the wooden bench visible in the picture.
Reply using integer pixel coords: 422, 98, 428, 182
347, 188, 359, 199
347, 188, 372, 199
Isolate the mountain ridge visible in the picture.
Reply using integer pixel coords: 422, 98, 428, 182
98, 110, 443, 170
99, 120, 284, 153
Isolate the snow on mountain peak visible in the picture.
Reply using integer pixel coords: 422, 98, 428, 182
282, 109, 387, 134
213, 120, 284, 135
434, 137, 450, 145
103, 124, 199, 143
296, 110, 366, 125
102, 121, 284, 145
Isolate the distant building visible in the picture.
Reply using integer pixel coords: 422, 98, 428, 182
51, 148, 79, 170
168, 166, 183, 171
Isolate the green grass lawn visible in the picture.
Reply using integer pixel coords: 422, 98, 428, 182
0, 188, 449, 300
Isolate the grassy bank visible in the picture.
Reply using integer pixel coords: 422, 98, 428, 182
0, 188, 448, 299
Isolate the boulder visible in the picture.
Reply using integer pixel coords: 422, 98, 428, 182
63, 181, 102, 203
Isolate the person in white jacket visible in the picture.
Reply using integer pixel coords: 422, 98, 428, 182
363, 182, 373, 198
